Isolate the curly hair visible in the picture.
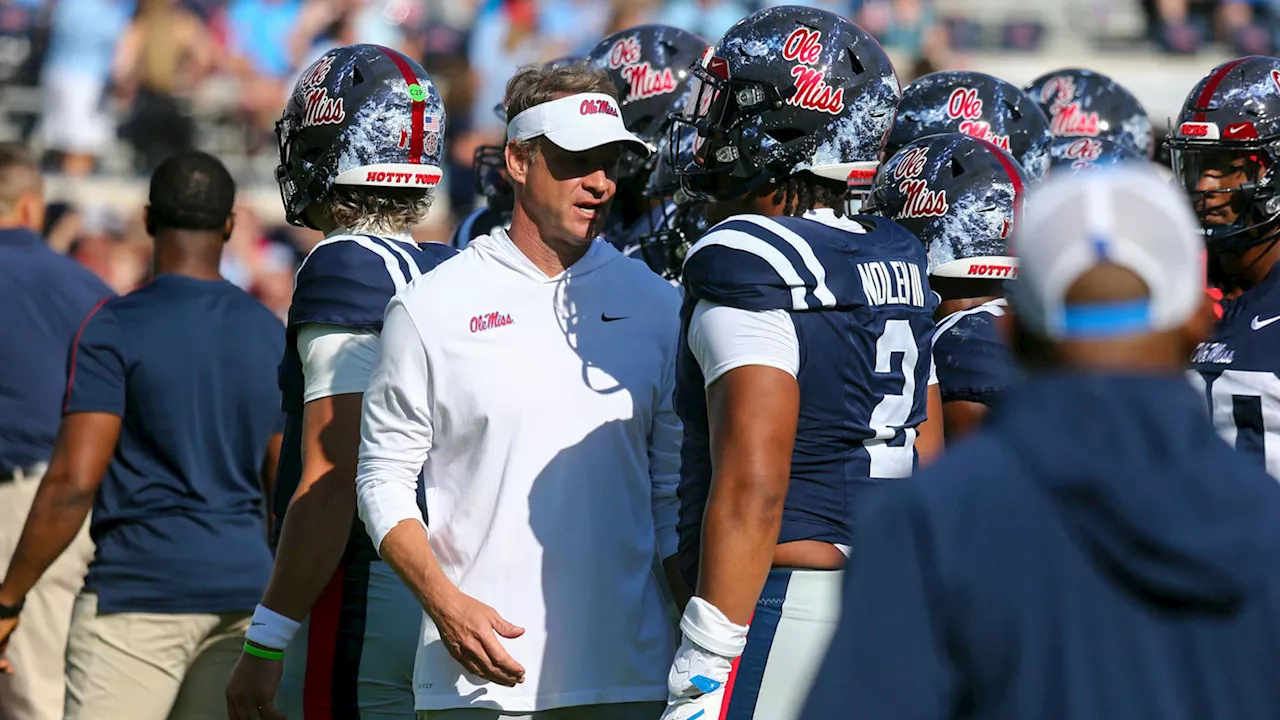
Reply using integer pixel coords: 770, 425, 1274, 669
771, 173, 850, 218
326, 186, 435, 234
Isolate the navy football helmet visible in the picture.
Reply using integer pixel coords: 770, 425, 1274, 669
868, 133, 1026, 279
276, 44, 446, 229
1024, 68, 1153, 158
587, 25, 708, 183
670, 6, 900, 202
1167, 55, 1280, 253
887, 71, 1051, 182
1047, 136, 1142, 176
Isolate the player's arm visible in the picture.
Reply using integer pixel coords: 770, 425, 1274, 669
661, 301, 798, 720
0, 309, 125, 673
942, 400, 988, 441
916, 382, 945, 466
356, 298, 526, 687
260, 429, 283, 531
226, 326, 377, 720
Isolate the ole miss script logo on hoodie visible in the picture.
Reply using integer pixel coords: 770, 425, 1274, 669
471, 311, 514, 333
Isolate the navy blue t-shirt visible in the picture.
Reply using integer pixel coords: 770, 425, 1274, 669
64, 274, 285, 614
0, 228, 113, 472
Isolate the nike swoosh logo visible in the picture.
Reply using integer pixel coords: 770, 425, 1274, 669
601, 313, 629, 322
1227, 122, 1252, 136
250, 622, 266, 627
1251, 314, 1280, 330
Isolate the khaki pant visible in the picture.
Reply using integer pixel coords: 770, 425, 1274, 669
418, 701, 666, 719
63, 592, 250, 720
0, 467, 94, 720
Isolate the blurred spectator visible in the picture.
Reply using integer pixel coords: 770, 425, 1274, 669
469, 0, 547, 141
113, 0, 215, 174
657, 0, 749, 41
289, 0, 406, 76
226, 0, 300, 149
539, 0, 611, 55
39, 0, 133, 176
603, 0, 662, 35
0, 0, 46, 142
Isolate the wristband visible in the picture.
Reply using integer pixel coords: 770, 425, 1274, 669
243, 642, 285, 661
244, 604, 302, 651
679, 596, 748, 659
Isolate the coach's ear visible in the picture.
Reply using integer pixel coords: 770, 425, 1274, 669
506, 139, 534, 186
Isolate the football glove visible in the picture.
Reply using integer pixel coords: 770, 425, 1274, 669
661, 597, 749, 720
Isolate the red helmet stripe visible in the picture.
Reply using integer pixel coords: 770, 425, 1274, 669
376, 45, 425, 164
978, 137, 1024, 239
1192, 57, 1250, 122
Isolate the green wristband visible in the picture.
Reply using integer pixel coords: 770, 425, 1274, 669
243, 642, 284, 661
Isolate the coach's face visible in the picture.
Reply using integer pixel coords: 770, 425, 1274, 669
509, 139, 620, 247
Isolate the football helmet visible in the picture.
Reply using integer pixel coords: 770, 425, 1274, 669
1167, 55, 1280, 253
1024, 68, 1153, 158
276, 44, 446, 229
868, 132, 1026, 279
670, 5, 900, 202
587, 25, 709, 183
887, 70, 1051, 182
1047, 136, 1142, 176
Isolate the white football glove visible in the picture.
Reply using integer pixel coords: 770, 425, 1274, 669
661, 597, 749, 720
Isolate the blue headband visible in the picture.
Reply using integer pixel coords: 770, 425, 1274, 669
1060, 299, 1152, 338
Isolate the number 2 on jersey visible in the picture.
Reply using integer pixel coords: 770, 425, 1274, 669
867, 319, 920, 479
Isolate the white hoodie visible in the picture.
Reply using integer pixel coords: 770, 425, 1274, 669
355, 230, 682, 712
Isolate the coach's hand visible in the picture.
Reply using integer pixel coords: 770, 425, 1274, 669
225, 651, 285, 720
0, 615, 18, 674
430, 590, 526, 687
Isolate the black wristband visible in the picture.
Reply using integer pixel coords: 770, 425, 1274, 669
0, 596, 24, 619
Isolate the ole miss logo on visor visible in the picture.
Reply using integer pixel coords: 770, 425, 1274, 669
580, 99, 620, 117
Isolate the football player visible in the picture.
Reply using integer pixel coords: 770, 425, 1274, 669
870, 133, 1027, 439
660, 8, 942, 720
1171, 55, 1280, 479
1024, 67, 1154, 158
886, 70, 1053, 182
224, 44, 456, 720
586, 24, 709, 256
1047, 135, 1143, 176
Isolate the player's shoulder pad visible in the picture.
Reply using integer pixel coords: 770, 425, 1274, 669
290, 234, 457, 330
932, 301, 1019, 404
682, 213, 933, 313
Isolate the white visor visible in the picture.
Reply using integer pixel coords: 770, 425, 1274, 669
506, 93, 653, 156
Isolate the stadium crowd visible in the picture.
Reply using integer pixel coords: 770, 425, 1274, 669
5, 1, 1280, 720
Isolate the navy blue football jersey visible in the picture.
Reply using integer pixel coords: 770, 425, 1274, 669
275, 234, 456, 562
1191, 268, 1280, 479
675, 211, 938, 586
450, 206, 509, 250
931, 298, 1020, 406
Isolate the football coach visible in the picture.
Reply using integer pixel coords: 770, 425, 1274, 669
354, 62, 685, 720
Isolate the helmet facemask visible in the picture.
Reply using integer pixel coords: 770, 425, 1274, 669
1169, 136, 1280, 253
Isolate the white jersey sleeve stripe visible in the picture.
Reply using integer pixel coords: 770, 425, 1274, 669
684, 229, 810, 311
737, 215, 838, 308
350, 236, 409, 291
376, 236, 425, 281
